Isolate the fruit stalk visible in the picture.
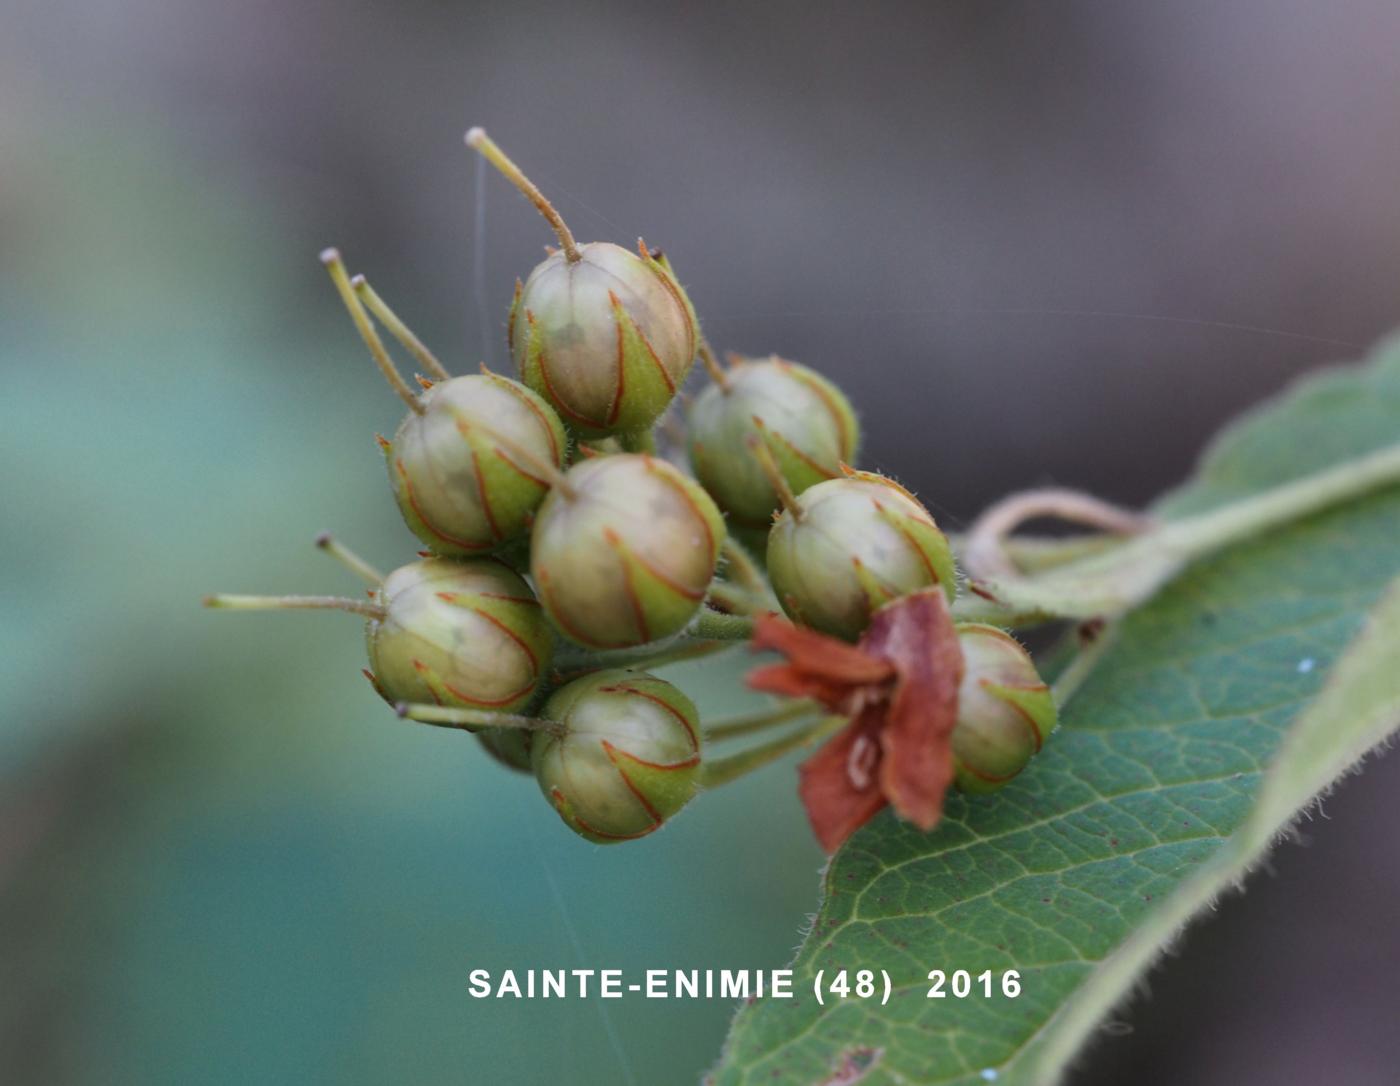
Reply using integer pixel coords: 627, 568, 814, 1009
465, 127, 581, 263
700, 715, 846, 789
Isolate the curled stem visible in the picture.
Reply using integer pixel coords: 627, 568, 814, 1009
956, 440, 1400, 626
963, 488, 1153, 581
465, 127, 581, 263
203, 593, 385, 620
320, 249, 423, 413
700, 715, 846, 789
352, 275, 452, 381
703, 699, 821, 742
314, 532, 384, 586
962, 532, 1127, 573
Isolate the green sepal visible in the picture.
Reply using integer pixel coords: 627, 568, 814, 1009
603, 741, 700, 827
644, 246, 700, 348
851, 555, 899, 612
873, 499, 957, 603
604, 527, 708, 646
607, 291, 680, 435
758, 423, 839, 500
783, 363, 860, 464
506, 278, 522, 356
982, 678, 1057, 747
516, 310, 557, 424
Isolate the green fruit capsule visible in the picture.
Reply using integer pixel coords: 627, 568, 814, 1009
767, 470, 956, 640
950, 625, 1056, 794
688, 355, 859, 529
466, 128, 696, 440
384, 373, 567, 557
532, 669, 702, 843
509, 240, 697, 438
366, 558, 553, 714
530, 454, 725, 648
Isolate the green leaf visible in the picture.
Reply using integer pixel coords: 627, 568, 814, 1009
712, 340, 1400, 1085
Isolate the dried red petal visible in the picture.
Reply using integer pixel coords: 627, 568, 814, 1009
864, 590, 964, 831
746, 663, 860, 708
797, 705, 889, 852
747, 593, 966, 852
750, 612, 894, 685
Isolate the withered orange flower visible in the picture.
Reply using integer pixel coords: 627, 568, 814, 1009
748, 589, 965, 851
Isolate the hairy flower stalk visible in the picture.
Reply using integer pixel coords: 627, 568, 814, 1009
314, 532, 385, 585
351, 274, 453, 382
320, 248, 424, 412
700, 715, 847, 789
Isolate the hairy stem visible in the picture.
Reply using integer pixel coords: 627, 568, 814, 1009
314, 532, 385, 585
691, 608, 756, 641
352, 275, 453, 381
465, 127, 581, 263
956, 440, 1400, 625
320, 249, 423, 413
553, 637, 732, 677
721, 536, 776, 608
395, 701, 562, 735
703, 699, 821, 742
698, 338, 730, 391
963, 489, 1153, 580
700, 715, 846, 789
202, 593, 385, 620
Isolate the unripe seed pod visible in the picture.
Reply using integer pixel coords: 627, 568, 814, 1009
688, 356, 859, 528
366, 557, 553, 714
767, 470, 956, 640
509, 240, 697, 438
385, 373, 567, 556
530, 454, 724, 648
950, 624, 1056, 793
532, 669, 702, 843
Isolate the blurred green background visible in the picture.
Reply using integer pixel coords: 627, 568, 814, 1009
5, 2, 1400, 1084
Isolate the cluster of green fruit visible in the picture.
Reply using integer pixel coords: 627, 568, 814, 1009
206, 129, 1054, 844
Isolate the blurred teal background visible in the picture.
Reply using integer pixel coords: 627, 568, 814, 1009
0, 122, 831, 1083
6, 2, 1400, 1084
0, 66, 831, 1086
